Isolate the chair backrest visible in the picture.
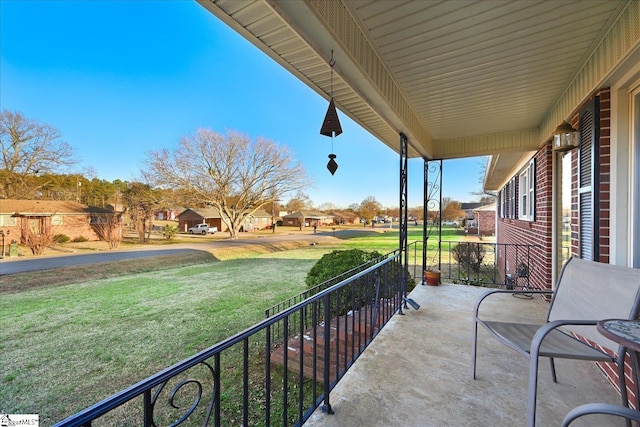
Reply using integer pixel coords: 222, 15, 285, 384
548, 257, 640, 351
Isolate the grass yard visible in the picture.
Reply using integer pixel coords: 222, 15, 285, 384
0, 255, 318, 424
0, 226, 463, 425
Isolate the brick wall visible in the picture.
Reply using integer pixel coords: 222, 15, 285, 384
597, 89, 611, 263
496, 144, 553, 290
476, 210, 495, 236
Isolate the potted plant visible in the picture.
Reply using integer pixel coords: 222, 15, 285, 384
424, 258, 441, 286
516, 259, 529, 278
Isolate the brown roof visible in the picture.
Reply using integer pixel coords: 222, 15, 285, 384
282, 210, 334, 219
177, 208, 273, 219
0, 199, 112, 215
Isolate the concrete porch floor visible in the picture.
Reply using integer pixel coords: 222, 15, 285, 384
304, 282, 625, 426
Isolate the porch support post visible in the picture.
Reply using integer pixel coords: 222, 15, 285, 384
422, 158, 428, 280
424, 160, 443, 273
399, 133, 408, 313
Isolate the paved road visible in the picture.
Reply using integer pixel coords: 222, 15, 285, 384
0, 231, 351, 276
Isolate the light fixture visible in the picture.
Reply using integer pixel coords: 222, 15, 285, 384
552, 121, 579, 152
320, 50, 342, 175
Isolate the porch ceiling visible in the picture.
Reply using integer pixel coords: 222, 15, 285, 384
198, 0, 639, 189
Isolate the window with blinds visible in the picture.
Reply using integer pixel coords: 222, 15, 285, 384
578, 97, 600, 261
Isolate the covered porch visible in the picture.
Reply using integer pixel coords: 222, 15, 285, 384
304, 282, 622, 427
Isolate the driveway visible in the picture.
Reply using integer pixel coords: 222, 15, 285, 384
0, 230, 356, 275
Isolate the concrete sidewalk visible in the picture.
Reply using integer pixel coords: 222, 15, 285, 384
304, 283, 623, 426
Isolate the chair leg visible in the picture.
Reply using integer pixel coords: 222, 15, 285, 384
471, 320, 478, 379
616, 350, 632, 427
631, 350, 640, 412
549, 357, 557, 383
527, 354, 540, 427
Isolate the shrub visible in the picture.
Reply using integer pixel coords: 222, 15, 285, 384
451, 242, 486, 273
72, 236, 89, 243
162, 224, 178, 240
305, 249, 382, 288
53, 234, 70, 243
306, 249, 412, 318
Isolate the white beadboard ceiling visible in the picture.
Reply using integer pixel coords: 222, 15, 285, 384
197, 0, 638, 188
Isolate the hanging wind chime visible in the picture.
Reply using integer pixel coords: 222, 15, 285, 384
320, 51, 342, 175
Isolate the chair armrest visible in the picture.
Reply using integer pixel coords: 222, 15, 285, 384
562, 403, 640, 426
530, 319, 598, 355
473, 289, 553, 319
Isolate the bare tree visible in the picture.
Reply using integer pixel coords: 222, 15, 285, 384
472, 156, 498, 202
442, 198, 464, 221
0, 110, 77, 198
122, 182, 159, 243
91, 213, 123, 249
316, 202, 337, 212
285, 191, 313, 212
145, 129, 308, 239
21, 217, 53, 255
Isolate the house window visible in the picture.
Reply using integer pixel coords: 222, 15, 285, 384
579, 97, 600, 261
508, 177, 516, 219
518, 159, 535, 221
499, 178, 517, 219
0, 215, 17, 226
52, 215, 63, 225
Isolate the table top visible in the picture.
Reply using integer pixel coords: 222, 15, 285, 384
597, 319, 640, 352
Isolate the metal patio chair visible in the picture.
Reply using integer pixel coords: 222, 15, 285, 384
471, 257, 640, 426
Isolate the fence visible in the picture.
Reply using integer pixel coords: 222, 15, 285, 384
419, 240, 541, 289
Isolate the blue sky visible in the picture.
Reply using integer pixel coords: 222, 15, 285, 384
0, 0, 487, 208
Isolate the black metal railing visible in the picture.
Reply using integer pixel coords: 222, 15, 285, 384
53, 254, 404, 427
420, 240, 542, 289
265, 249, 398, 344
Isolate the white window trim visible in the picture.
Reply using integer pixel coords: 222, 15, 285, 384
518, 159, 536, 221
0, 214, 17, 226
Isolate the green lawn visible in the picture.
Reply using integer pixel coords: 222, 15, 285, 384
0, 256, 317, 424
0, 227, 463, 425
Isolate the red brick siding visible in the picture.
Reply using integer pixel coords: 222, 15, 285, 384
597, 89, 611, 263
4, 214, 102, 243
497, 143, 553, 290
476, 210, 495, 236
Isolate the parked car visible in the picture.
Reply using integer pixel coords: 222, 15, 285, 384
442, 220, 459, 227
188, 223, 218, 234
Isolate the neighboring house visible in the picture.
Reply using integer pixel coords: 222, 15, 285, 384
154, 208, 179, 221
281, 211, 334, 227
465, 203, 496, 237
0, 199, 116, 243
329, 210, 359, 225
176, 208, 273, 232
243, 210, 272, 231
460, 202, 483, 223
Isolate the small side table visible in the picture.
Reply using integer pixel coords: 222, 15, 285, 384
597, 319, 640, 413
